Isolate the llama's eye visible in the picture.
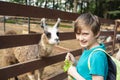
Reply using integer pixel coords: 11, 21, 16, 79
45, 32, 51, 38
56, 32, 59, 36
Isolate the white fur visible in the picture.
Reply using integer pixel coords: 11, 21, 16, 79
116, 34, 120, 40
106, 36, 112, 42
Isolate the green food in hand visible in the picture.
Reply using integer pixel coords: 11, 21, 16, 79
63, 59, 72, 72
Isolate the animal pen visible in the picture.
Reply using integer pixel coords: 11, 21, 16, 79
0, 1, 120, 80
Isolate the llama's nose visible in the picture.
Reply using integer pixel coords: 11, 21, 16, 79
55, 38, 59, 42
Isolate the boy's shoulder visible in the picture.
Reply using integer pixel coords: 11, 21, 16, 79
90, 48, 107, 59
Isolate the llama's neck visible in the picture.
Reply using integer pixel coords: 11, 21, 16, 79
38, 33, 54, 57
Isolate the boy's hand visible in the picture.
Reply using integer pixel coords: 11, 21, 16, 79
65, 52, 76, 64
63, 52, 76, 72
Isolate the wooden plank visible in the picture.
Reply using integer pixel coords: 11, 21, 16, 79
115, 40, 120, 43
47, 71, 67, 80
60, 32, 76, 40
99, 17, 115, 24
0, 1, 79, 21
100, 31, 114, 36
0, 33, 41, 49
0, 1, 116, 25
104, 41, 113, 46
0, 31, 117, 49
0, 48, 82, 79
0, 32, 76, 49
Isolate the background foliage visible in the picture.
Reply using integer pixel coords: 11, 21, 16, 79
2, 0, 120, 19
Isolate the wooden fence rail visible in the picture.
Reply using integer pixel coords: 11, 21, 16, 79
0, 31, 119, 49
0, 1, 79, 21
0, 1, 120, 80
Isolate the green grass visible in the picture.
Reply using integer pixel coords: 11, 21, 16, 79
48, 23, 72, 28
61, 25, 72, 28
6, 20, 16, 24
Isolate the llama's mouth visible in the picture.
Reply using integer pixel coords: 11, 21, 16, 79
54, 41, 60, 45
56, 40, 60, 45
49, 40, 60, 45
57, 42, 59, 45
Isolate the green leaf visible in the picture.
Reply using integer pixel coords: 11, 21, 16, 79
63, 59, 72, 72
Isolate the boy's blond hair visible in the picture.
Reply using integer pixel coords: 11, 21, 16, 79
74, 12, 100, 36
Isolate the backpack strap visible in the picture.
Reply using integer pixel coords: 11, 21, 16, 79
88, 48, 109, 70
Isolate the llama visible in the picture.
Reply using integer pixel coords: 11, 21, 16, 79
1, 30, 18, 67
13, 18, 61, 80
0, 30, 19, 80
116, 34, 120, 61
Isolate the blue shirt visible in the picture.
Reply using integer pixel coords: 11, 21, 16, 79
76, 43, 108, 80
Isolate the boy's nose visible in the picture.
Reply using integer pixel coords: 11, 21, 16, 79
76, 35, 83, 41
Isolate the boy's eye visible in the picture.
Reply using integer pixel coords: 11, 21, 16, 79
76, 33, 81, 35
83, 33, 89, 35
76, 33, 89, 36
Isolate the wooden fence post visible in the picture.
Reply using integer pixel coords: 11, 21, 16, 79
112, 20, 120, 54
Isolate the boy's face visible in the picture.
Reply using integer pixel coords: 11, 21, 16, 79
75, 26, 98, 49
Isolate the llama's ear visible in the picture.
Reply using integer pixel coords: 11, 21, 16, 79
40, 18, 47, 30
53, 18, 61, 29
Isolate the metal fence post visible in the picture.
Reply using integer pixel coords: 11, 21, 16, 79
3, 16, 6, 32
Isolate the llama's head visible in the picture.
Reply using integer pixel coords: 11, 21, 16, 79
40, 18, 61, 45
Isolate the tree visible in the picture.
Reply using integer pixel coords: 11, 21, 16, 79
73, 0, 77, 13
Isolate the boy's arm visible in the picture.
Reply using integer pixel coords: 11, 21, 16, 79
68, 65, 85, 80
92, 75, 104, 80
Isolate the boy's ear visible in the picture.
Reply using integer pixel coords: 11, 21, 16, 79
95, 31, 100, 38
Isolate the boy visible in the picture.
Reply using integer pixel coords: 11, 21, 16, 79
66, 13, 108, 80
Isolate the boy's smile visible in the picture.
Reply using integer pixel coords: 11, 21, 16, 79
76, 26, 99, 49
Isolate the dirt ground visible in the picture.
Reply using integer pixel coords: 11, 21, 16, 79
0, 19, 119, 80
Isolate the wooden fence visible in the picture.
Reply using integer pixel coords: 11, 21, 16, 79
0, 1, 120, 80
